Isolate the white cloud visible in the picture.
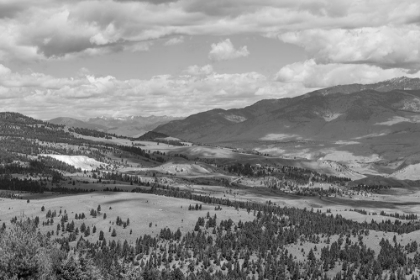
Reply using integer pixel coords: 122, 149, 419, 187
164, 36, 184, 46
185, 64, 214, 76
275, 59, 420, 89
0, 63, 298, 119
208, 39, 249, 61
0, 65, 11, 76
0, 0, 418, 64
279, 26, 420, 69
123, 41, 153, 52
0, 0, 419, 120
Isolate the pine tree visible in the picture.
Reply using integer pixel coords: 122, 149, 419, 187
80, 222, 86, 232
99, 230, 104, 241
84, 226, 90, 237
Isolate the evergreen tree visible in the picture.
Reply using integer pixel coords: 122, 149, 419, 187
99, 230, 104, 241
80, 222, 86, 232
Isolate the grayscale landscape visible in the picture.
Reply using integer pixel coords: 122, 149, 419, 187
1, 1, 420, 280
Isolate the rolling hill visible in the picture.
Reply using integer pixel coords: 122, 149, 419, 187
155, 77, 420, 143
154, 77, 420, 176
50, 115, 182, 137
49, 117, 107, 131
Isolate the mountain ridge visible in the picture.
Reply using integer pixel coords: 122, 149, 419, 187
50, 115, 183, 137
309, 76, 420, 96
154, 77, 420, 176
155, 77, 420, 142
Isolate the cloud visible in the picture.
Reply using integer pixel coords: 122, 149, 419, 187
0, 65, 12, 76
275, 59, 420, 88
0, 63, 299, 119
185, 64, 214, 76
0, 0, 419, 121
279, 27, 420, 69
0, 0, 418, 64
114, 0, 178, 4
0, 2, 27, 19
208, 39, 249, 61
164, 36, 184, 46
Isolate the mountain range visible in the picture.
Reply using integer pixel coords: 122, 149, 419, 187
154, 77, 420, 178
50, 115, 182, 137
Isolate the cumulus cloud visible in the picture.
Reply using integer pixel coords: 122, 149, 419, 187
164, 36, 184, 46
114, 0, 178, 4
0, 63, 298, 119
208, 39, 249, 61
185, 64, 214, 76
275, 59, 420, 89
0, 0, 418, 64
1, 0, 419, 120
279, 27, 420, 69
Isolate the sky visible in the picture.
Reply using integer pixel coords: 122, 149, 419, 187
0, 0, 420, 120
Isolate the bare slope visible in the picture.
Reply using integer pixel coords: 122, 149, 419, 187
39, 154, 107, 171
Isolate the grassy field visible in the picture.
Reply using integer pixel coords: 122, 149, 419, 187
0, 192, 254, 245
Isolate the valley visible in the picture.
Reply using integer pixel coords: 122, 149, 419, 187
3, 79, 420, 279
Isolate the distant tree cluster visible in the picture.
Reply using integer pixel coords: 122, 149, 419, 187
68, 127, 126, 139
188, 204, 202, 210
224, 163, 351, 186
350, 184, 392, 193
116, 216, 130, 228
380, 211, 418, 220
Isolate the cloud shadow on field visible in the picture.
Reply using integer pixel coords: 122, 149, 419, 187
102, 198, 150, 205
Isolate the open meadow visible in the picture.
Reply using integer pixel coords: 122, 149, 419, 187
0, 191, 253, 244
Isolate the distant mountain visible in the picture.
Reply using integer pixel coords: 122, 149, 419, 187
49, 117, 107, 131
155, 77, 420, 142
49, 115, 182, 137
87, 115, 182, 137
154, 77, 420, 171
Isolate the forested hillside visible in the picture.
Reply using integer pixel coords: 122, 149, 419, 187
2, 187, 420, 279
